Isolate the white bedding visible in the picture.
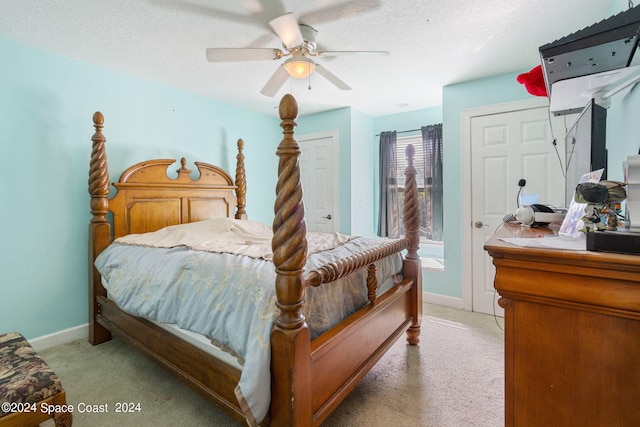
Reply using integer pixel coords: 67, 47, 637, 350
116, 217, 354, 260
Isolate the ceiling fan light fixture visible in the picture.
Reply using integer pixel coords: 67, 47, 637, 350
284, 57, 316, 79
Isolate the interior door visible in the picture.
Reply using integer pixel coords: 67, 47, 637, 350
469, 103, 568, 316
298, 130, 339, 232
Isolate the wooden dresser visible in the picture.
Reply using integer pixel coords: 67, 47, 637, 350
484, 225, 640, 427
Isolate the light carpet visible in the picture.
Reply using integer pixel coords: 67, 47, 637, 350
39, 303, 504, 426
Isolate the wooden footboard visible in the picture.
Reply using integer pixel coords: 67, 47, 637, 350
270, 95, 422, 426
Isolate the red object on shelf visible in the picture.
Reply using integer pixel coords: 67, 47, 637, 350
517, 65, 548, 97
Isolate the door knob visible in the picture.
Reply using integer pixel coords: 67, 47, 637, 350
474, 221, 488, 228
323, 214, 332, 220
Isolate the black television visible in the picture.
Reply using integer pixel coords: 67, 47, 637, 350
564, 98, 607, 207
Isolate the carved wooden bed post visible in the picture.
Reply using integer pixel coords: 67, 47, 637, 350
235, 138, 247, 220
88, 112, 112, 345
270, 94, 312, 426
403, 144, 423, 345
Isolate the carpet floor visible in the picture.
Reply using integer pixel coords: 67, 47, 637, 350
39, 303, 504, 426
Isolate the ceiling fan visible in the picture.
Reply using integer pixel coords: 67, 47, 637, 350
205, 12, 389, 97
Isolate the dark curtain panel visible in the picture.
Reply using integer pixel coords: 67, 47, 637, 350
422, 124, 443, 241
378, 131, 398, 237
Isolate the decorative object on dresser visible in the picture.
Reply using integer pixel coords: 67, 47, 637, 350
87, 94, 423, 426
0, 332, 72, 427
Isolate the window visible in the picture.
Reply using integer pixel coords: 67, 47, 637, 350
378, 125, 443, 245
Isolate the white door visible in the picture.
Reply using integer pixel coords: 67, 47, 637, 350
298, 130, 339, 232
463, 99, 570, 316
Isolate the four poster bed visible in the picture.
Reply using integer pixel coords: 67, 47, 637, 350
88, 94, 423, 426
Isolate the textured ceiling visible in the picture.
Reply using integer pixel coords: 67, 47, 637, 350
0, 0, 613, 117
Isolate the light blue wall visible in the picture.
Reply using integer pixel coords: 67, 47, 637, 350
350, 109, 376, 237
0, 38, 281, 340
373, 108, 443, 137
438, 72, 532, 298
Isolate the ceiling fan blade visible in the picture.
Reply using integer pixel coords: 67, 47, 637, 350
314, 64, 351, 90
257, 0, 287, 20
317, 50, 390, 57
300, 0, 382, 26
269, 13, 304, 49
261, 65, 290, 97
206, 48, 282, 62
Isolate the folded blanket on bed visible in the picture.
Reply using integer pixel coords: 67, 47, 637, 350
116, 217, 353, 260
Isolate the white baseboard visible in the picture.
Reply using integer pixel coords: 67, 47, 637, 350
30, 323, 88, 352
423, 292, 465, 310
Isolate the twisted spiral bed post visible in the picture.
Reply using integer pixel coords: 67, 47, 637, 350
272, 94, 308, 331
403, 144, 420, 260
403, 144, 423, 345
269, 94, 312, 425
88, 112, 113, 345
235, 138, 247, 220
89, 112, 109, 224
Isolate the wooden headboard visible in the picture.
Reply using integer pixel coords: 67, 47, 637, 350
88, 111, 247, 241
88, 111, 247, 343
109, 157, 241, 239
